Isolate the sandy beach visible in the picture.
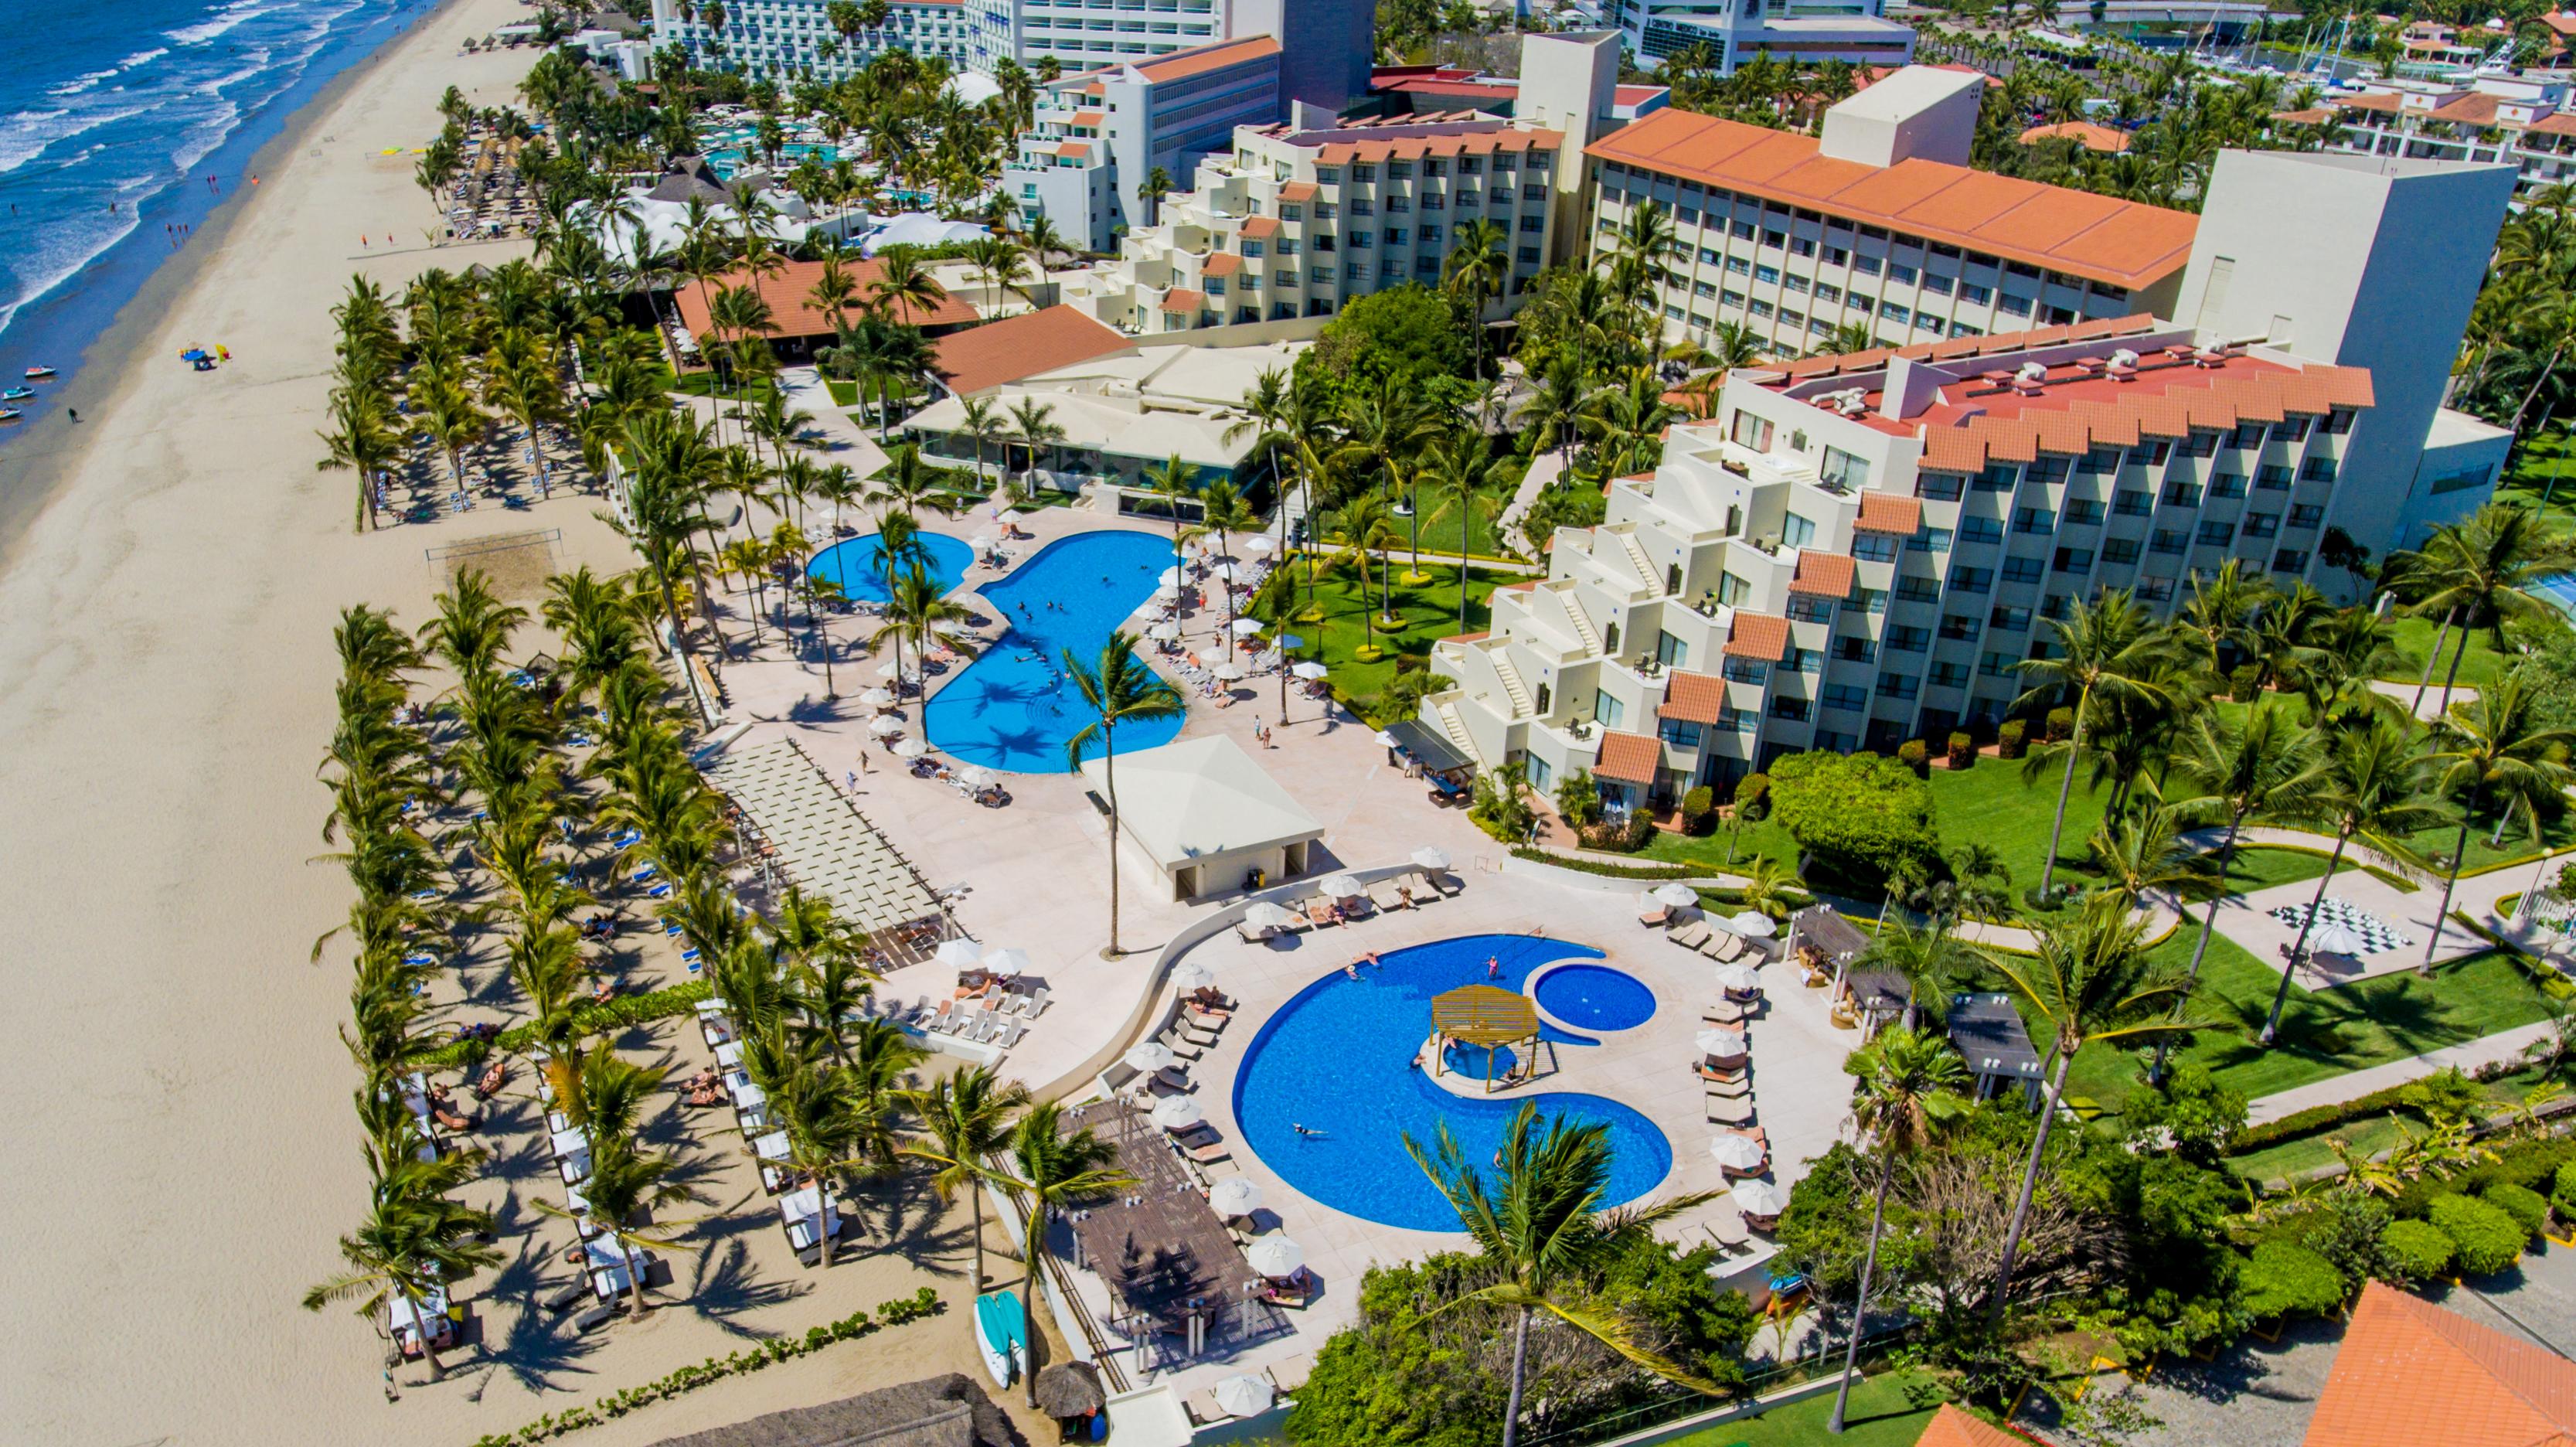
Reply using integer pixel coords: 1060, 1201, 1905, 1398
0, 2, 1022, 1442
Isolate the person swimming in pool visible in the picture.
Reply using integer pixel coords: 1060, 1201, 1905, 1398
1292, 1122, 1321, 1137
1486, 954, 1501, 979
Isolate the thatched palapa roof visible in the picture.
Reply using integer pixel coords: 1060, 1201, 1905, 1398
646, 1373, 1021, 1447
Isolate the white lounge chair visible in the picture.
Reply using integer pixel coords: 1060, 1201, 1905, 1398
991, 1017, 1027, 1049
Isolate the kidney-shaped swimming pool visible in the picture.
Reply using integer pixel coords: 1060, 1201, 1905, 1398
1229, 934, 1674, 1231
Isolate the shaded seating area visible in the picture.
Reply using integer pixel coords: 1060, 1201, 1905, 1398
1947, 992, 2046, 1108
1429, 984, 1552, 1091
1839, 965, 1914, 1037
648, 1371, 1018, 1447
1785, 904, 1870, 992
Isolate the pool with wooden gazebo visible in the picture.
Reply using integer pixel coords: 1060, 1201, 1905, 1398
1429, 985, 1553, 1093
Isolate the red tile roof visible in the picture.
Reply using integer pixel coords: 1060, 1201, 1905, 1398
1658, 671, 1728, 724
1594, 730, 1663, 784
2019, 121, 2132, 153
1724, 612, 1790, 661
929, 304, 1130, 396
1588, 108, 2197, 291
1916, 1405, 2036, 1447
1057, 141, 1092, 161
1912, 356, 2374, 474
1239, 215, 1281, 239
1789, 550, 1856, 598
2305, 1282, 2576, 1447
1201, 253, 1243, 278
673, 257, 980, 341
1131, 35, 1279, 83
1278, 182, 1319, 202
1857, 492, 1923, 533
1161, 288, 1205, 312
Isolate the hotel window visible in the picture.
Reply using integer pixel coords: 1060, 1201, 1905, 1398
2199, 519, 2235, 545
1921, 272, 1955, 295
1716, 570, 1753, 606
2290, 503, 2326, 528
1386, 196, 1411, 214
2273, 549, 2309, 573
1699, 246, 1721, 265
1825, 246, 1849, 265
1790, 647, 1825, 673
1384, 227, 1406, 244
2323, 407, 2357, 435
1836, 635, 1877, 662
1822, 683, 1867, 712
1694, 280, 1717, 298
1938, 612, 1979, 641
1732, 220, 1755, 240
2063, 497, 2103, 525
1997, 295, 2033, 316
1782, 512, 1818, 548
1784, 274, 1811, 294
1788, 595, 1835, 624
2000, 556, 2043, 585
1877, 672, 1919, 700
2053, 546, 2094, 574
1281, 203, 1302, 220
1979, 650, 2017, 677
1782, 309, 1808, 329
1727, 256, 1751, 275
2138, 576, 2176, 602
2127, 440, 2171, 467
1882, 305, 1911, 326
1659, 718, 1703, 748
1855, 587, 1887, 615
1762, 229, 1786, 248
1989, 604, 2031, 631
1593, 690, 1624, 729
1723, 658, 1768, 684
2103, 537, 2142, 565
2113, 489, 2153, 517
1770, 696, 1812, 723
2302, 457, 2339, 482
1947, 564, 1992, 594
1815, 283, 1842, 304
2257, 464, 2293, 490
2150, 528, 2188, 554
2208, 472, 2246, 499
1316, 202, 1337, 219
1519, 216, 1542, 232
1895, 574, 1941, 602
1920, 472, 1965, 502
1853, 533, 1899, 564
1854, 254, 1883, 275
1910, 526, 1953, 553
1889, 263, 1918, 284
1930, 661, 1971, 689
1754, 264, 1781, 284
1724, 288, 1746, 306
1351, 163, 1376, 181
2229, 421, 2268, 448
1729, 410, 1773, 452
2163, 480, 2203, 508
2013, 506, 2055, 534
1960, 516, 2003, 545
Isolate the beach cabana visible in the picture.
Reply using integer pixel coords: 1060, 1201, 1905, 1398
648, 1372, 1019, 1447
1947, 992, 2046, 1109
1786, 904, 1870, 994
1430, 984, 1550, 1093
1077, 736, 1323, 901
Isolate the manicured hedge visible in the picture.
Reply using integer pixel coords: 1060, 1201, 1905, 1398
2242, 1241, 2346, 1321
2430, 1194, 2527, 1276
2379, 1220, 2455, 1284
2486, 1182, 2550, 1240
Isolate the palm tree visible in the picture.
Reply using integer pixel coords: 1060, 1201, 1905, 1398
1142, 451, 1200, 574
1826, 1027, 1967, 1434
2261, 718, 2444, 1042
869, 563, 978, 692
1008, 397, 1065, 478
2422, 678, 2576, 968
901, 1066, 1032, 1291
1443, 217, 1511, 374
1135, 165, 1174, 226
1327, 491, 1403, 652
303, 1176, 501, 1381
1404, 1102, 1722, 1447
958, 394, 1006, 482
317, 385, 401, 533
1413, 436, 1502, 618
2086, 802, 2214, 913
996, 1101, 1131, 1404
554, 1126, 696, 1317
2012, 589, 2176, 896
1063, 629, 1184, 957
2408, 506, 2576, 713
1979, 899, 2197, 1323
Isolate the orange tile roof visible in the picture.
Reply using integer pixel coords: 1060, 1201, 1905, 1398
2305, 1282, 2576, 1447
1131, 35, 1279, 83
1724, 612, 1790, 661
1657, 671, 1728, 724
1057, 141, 1092, 161
2019, 121, 2131, 153
1775, 314, 2160, 380
673, 257, 981, 341
1239, 215, 1281, 239
1913, 356, 2374, 474
1160, 288, 1205, 312
929, 304, 1130, 396
1201, 253, 1243, 278
1789, 550, 1856, 598
1916, 1404, 2035, 1447
1857, 492, 1923, 533
1594, 730, 1663, 784
1588, 108, 2197, 291
1072, 109, 1104, 126
1278, 182, 1319, 202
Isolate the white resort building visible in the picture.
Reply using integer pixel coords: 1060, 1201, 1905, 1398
648, 0, 975, 77
964, 0, 1373, 80
1422, 148, 2517, 815
1615, 0, 1917, 73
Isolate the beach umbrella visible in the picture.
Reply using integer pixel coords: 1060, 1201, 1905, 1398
1243, 536, 1273, 553
868, 713, 907, 737
1731, 1180, 1788, 1217
983, 945, 1032, 975
1159, 567, 1184, 587
1712, 962, 1762, 994
1150, 1094, 1203, 1130
1242, 901, 1293, 931
860, 686, 898, 708
1292, 662, 1329, 680
1211, 662, 1246, 681
1652, 882, 1700, 909
1148, 621, 1183, 642
1709, 1135, 1766, 1170
1374, 729, 1404, 748
1033, 1363, 1105, 1419
1696, 1028, 1748, 1057
1154, 582, 1181, 599
956, 765, 995, 790
2311, 924, 2368, 956
970, 531, 999, 547
1207, 1176, 1263, 1218
1207, 562, 1240, 584
875, 659, 921, 680
893, 737, 931, 759
1412, 846, 1451, 872
1125, 1042, 1177, 1073
1246, 1234, 1304, 1278
1725, 912, 1778, 939
1213, 1374, 1275, 1418
1319, 873, 1364, 899
935, 938, 986, 969
1171, 961, 1216, 992
1230, 616, 1267, 636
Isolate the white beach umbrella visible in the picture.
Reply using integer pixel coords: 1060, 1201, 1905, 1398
1154, 582, 1181, 599
934, 938, 986, 969
1150, 1094, 1203, 1130
1246, 1234, 1304, 1278
1242, 901, 1293, 930
1125, 1042, 1177, 1073
970, 530, 999, 547
1696, 1028, 1748, 1057
1213, 1374, 1275, 1418
2311, 924, 2369, 956
868, 713, 907, 737
1725, 912, 1778, 939
860, 686, 898, 708
875, 659, 921, 680
956, 765, 995, 790
1230, 616, 1267, 636
1207, 562, 1240, 584
982, 945, 1032, 975
1731, 1180, 1788, 1217
1148, 621, 1183, 642
1171, 961, 1216, 992
1211, 662, 1246, 681
1712, 962, 1762, 994
1709, 1135, 1767, 1170
1243, 536, 1273, 553
893, 737, 931, 759
1159, 566, 1184, 587
1652, 882, 1700, 909
1207, 1176, 1263, 1218
1319, 873, 1365, 899
1412, 846, 1451, 872
1292, 661, 1329, 680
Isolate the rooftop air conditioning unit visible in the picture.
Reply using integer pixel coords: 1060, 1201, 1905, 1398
2016, 361, 2047, 383
2110, 348, 2141, 369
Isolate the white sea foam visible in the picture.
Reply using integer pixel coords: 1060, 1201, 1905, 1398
49, 70, 121, 97
118, 47, 172, 70
165, 0, 279, 46
0, 209, 144, 347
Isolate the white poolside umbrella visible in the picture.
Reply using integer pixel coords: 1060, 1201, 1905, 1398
893, 737, 931, 759
1148, 621, 1183, 642
1319, 873, 1365, 899
970, 530, 999, 547
955, 765, 995, 790
1125, 1042, 1177, 1073
1292, 661, 1329, 680
1709, 1135, 1767, 1170
1726, 912, 1778, 939
1696, 1028, 1749, 1057
1207, 1176, 1263, 1218
1171, 961, 1216, 992
1213, 1374, 1275, 1419
1412, 846, 1451, 872
1151, 1094, 1204, 1130
868, 713, 907, 737
1243, 536, 1273, 553
1211, 661, 1246, 681
1154, 582, 1181, 599
1230, 616, 1267, 636
2311, 924, 2369, 956
1242, 901, 1294, 931
1712, 962, 1763, 994
982, 945, 1032, 975
935, 938, 986, 969
1159, 566, 1185, 587
1652, 882, 1700, 909
860, 686, 898, 708
1207, 562, 1240, 584
1246, 1234, 1304, 1278
875, 659, 921, 680
1731, 1180, 1788, 1217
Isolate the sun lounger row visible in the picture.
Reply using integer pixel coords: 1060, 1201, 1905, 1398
1667, 918, 1753, 962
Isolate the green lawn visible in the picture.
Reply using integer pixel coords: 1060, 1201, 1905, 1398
1641, 816, 1805, 876
1926, 757, 2110, 895
2228, 1064, 2550, 1183
2490, 427, 2576, 533
1662, 1372, 1945, 1446
1288, 560, 1499, 714
2380, 613, 2514, 692
1389, 485, 1520, 563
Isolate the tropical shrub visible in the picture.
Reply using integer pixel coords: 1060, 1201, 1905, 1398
1765, 751, 1939, 882
1997, 719, 2027, 759
2230, 663, 2261, 702
1732, 771, 1769, 822
1679, 785, 1715, 836
2553, 1161, 2576, 1222
1556, 768, 1603, 828
2241, 1241, 2345, 1321
2045, 706, 2074, 743
2377, 1220, 2456, 1285
1897, 739, 1929, 777
2486, 1182, 2550, 1240
2430, 1193, 2527, 1276
1947, 731, 1975, 770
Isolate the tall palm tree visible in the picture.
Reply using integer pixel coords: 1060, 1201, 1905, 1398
1405, 1102, 1721, 1447
869, 563, 978, 692
1826, 1028, 1967, 1435
1135, 165, 1174, 226
2422, 678, 2576, 967
900, 1065, 1032, 1291
1063, 629, 1184, 957
1327, 491, 1403, 652
2408, 506, 2576, 712
958, 394, 1006, 482
1443, 217, 1511, 374
2012, 589, 2176, 896
1414, 435, 1503, 618
1142, 452, 1200, 574
2086, 802, 2214, 913
1008, 397, 1066, 478
996, 1101, 1131, 1404
2261, 718, 2443, 1041
303, 1171, 501, 1381
553, 1125, 696, 1318
1979, 899, 2197, 1323
317, 385, 401, 533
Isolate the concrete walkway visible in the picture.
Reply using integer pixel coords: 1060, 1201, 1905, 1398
1496, 451, 1562, 554
2244, 1020, 2558, 1125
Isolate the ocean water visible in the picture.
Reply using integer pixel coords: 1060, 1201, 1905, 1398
0, 0, 425, 427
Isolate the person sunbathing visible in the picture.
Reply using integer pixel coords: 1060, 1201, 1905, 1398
1394, 884, 1417, 909
473, 1061, 507, 1098
433, 1106, 477, 1133
686, 1082, 724, 1107
591, 977, 617, 1005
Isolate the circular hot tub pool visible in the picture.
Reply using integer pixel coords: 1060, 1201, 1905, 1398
1533, 964, 1656, 1032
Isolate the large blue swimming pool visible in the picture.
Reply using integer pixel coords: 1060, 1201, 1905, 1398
1230, 934, 1675, 1231
808, 529, 973, 605
924, 529, 1185, 772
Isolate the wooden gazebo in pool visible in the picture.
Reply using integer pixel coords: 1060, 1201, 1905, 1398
1430, 985, 1553, 1093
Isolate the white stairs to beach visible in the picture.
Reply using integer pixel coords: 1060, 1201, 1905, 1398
1489, 649, 1534, 718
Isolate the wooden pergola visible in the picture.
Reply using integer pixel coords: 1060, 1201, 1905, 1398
1430, 985, 1552, 1094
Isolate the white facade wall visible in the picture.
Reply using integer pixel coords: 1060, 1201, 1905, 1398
1001, 49, 1287, 253
651, 0, 973, 77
